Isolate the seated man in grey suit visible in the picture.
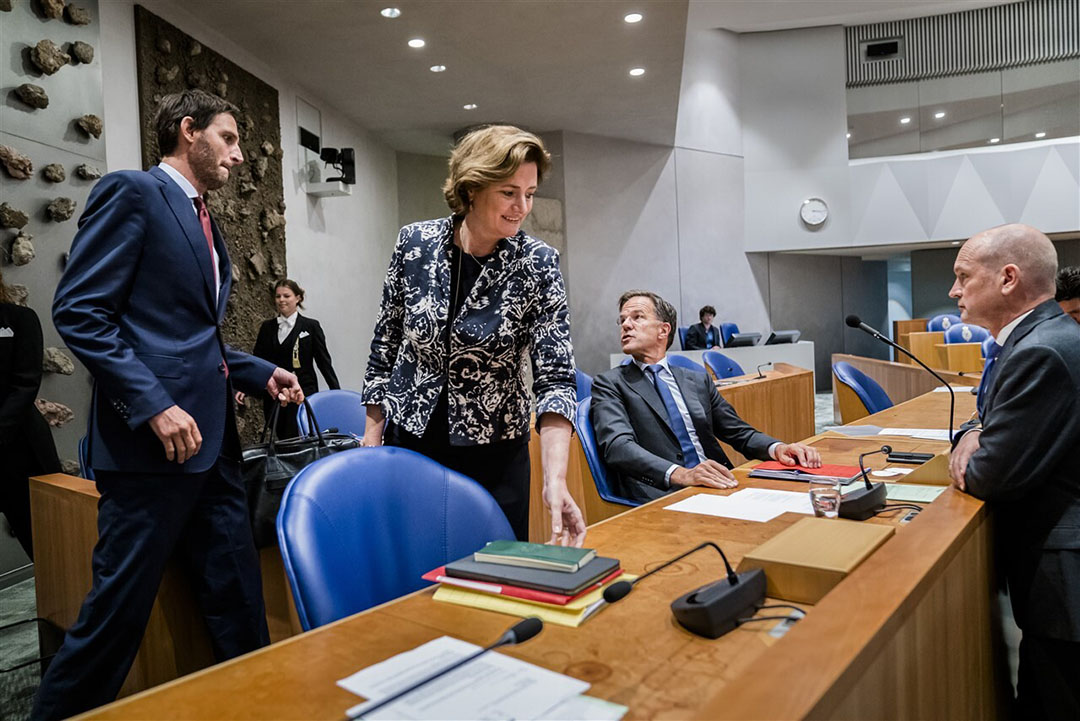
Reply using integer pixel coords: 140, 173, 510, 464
591, 290, 820, 503
948, 225, 1080, 719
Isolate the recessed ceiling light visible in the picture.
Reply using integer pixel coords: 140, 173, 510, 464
629, 67, 646, 77
846, 132, 851, 139
380, 7, 401, 18
989, 137, 1000, 144
1035, 131, 1046, 138
408, 38, 425, 48
934, 111, 946, 119
952, 241, 961, 245
624, 12, 643, 23
899, 116, 911, 124
430, 65, 446, 73
463, 103, 477, 110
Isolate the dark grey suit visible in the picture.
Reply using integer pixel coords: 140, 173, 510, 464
962, 299, 1080, 718
591, 361, 779, 503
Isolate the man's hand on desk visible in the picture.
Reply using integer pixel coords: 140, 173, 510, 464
949, 430, 981, 492
671, 460, 738, 490
773, 443, 822, 468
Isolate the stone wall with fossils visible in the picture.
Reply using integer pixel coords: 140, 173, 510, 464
134, 5, 286, 442
1, 0, 103, 481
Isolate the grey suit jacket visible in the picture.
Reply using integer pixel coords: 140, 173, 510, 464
591, 361, 779, 503
963, 299, 1080, 641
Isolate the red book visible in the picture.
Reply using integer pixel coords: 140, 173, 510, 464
750, 461, 864, 484
422, 566, 622, 606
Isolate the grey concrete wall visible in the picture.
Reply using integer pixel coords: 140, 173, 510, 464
396, 151, 448, 228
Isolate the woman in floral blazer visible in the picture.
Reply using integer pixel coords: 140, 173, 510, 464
362, 125, 585, 545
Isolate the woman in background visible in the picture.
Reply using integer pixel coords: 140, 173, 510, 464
362, 125, 585, 545
242, 279, 339, 438
0, 270, 61, 558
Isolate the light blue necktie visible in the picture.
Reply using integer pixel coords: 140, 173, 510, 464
646, 365, 701, 468
976, 341, 1002, 419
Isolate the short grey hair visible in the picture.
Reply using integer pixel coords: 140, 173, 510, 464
618, 290, 677, 349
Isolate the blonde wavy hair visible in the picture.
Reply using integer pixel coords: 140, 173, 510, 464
442, 125, 552, 215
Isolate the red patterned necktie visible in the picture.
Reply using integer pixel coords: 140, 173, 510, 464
192, 196, 227, 377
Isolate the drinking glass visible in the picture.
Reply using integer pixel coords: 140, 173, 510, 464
809, 478, 841, 518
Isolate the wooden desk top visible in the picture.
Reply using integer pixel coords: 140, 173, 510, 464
79, 389, 980, 721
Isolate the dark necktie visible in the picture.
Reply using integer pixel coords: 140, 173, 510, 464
192, 196, 227, 376
976, 341, 1002, 419
646, 364, 701, 468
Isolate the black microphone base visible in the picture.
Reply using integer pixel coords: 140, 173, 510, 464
839, 482, 887, 521
670, 569, 766, 639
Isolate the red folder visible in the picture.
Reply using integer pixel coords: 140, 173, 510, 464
422, 566, 622, 606
753, 461, 862, 477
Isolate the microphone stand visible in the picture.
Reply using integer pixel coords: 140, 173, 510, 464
839, 445, 891, 520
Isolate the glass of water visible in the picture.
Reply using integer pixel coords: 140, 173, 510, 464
809, 478, 841, 518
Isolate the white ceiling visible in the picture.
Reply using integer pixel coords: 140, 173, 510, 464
175, 0, 1012, 156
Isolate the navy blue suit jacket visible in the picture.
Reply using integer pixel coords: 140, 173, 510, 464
53, 166, 276, 474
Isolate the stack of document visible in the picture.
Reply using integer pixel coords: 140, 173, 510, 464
339, 636, 628, 720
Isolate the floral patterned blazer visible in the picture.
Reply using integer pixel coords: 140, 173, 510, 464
363, 216, 577, 445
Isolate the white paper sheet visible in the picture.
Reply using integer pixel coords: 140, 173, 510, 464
879, 428, 952, 441
665, 488, 814, 523
886, 483, 947, 503
538, 695, 629, 720
339, 636, 589, 720
933, 386, 977, 393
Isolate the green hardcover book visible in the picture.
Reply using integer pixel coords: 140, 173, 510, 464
473, 540, 597, 572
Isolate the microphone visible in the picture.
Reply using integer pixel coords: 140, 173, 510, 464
603, 542, 766, 639
346, 617, 543, 719
755, 362, 773, 379
839, 445, 891, 520
845, 315, 955, 444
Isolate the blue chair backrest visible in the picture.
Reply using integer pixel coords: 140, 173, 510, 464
575, 398, 640, 508
667, 354, 707, 374
981, 336, 996, 358
720, 322, 739, 346
703, 351, 745, 379
78, 435, 94, 480
677, 326, 689, 350
927, 314, 961, 332
296, 389, 366, 436
833, 361, 893, 415
575, 369, 593, 401
276, 447, 514, 630
944, 323, 990, 345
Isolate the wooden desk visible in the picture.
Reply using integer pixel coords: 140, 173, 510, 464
29, 475, 302, 699
831, 353, 979, 426
77, 388, 1008, 720
906, 330, 945, 369
892, 318, 928, 365
935, 342, 985, 373
527, 363, 815, 539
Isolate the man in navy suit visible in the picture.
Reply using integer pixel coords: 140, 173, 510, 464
948, 225, 1080, 719
33, 90, 303, 721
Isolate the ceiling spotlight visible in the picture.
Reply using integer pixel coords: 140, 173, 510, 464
408, 38, 425, 48
463, 103, 477, 110
989, 137, 1001, 144
1035, 131, 1046, 138
624, 12, 643, 23
899, 116, 911, 124
934, 111, 946, 119
629, 67, 646, 77
430, 65, 446, 73
846, 132, 851, 139
380, 7, 401, 18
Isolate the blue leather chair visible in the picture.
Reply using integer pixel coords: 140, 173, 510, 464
677, 326, 689, 350
720, 322, 739, 346
574, 397, 640, 508
927, 314, 961, 332
944, 323, 990, 345
833, 361, 893, 417
575, 368, 593, 401
276, 446, 514, 631
667, 354, 707, 374
78, 435, 94, 480
296, 389, 366, 436
703, 351, 745, 379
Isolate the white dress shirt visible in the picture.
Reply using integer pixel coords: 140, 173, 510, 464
277, 311, 298, 344
994, 309, 1034, 347
158, 162, 220, 302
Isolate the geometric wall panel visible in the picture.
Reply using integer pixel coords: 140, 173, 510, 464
968, 146, 1050, 224
854, 164, 928, 244
931, 157, 1006, 239
1020, 146, 1080, 230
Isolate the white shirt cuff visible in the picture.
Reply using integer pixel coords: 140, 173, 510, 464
768, 442, 782, 460
664, 464, 679, 485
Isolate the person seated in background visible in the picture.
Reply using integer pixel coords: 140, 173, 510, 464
683, 304, 722, 350
591, 290, 820, 503
1057, 265, 1080, 324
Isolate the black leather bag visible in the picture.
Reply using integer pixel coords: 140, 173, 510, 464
242, 400, 361, 548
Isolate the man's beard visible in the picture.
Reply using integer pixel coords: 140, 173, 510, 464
190, 136, 228, 191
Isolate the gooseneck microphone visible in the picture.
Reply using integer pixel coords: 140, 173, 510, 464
603, 541, 767, 639
346, 617, 543, 719
839, 445, 891, 520
756, 362, 773, 379
845, 315, 955, 444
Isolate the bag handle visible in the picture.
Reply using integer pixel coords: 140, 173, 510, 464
259, 397, 328, 453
